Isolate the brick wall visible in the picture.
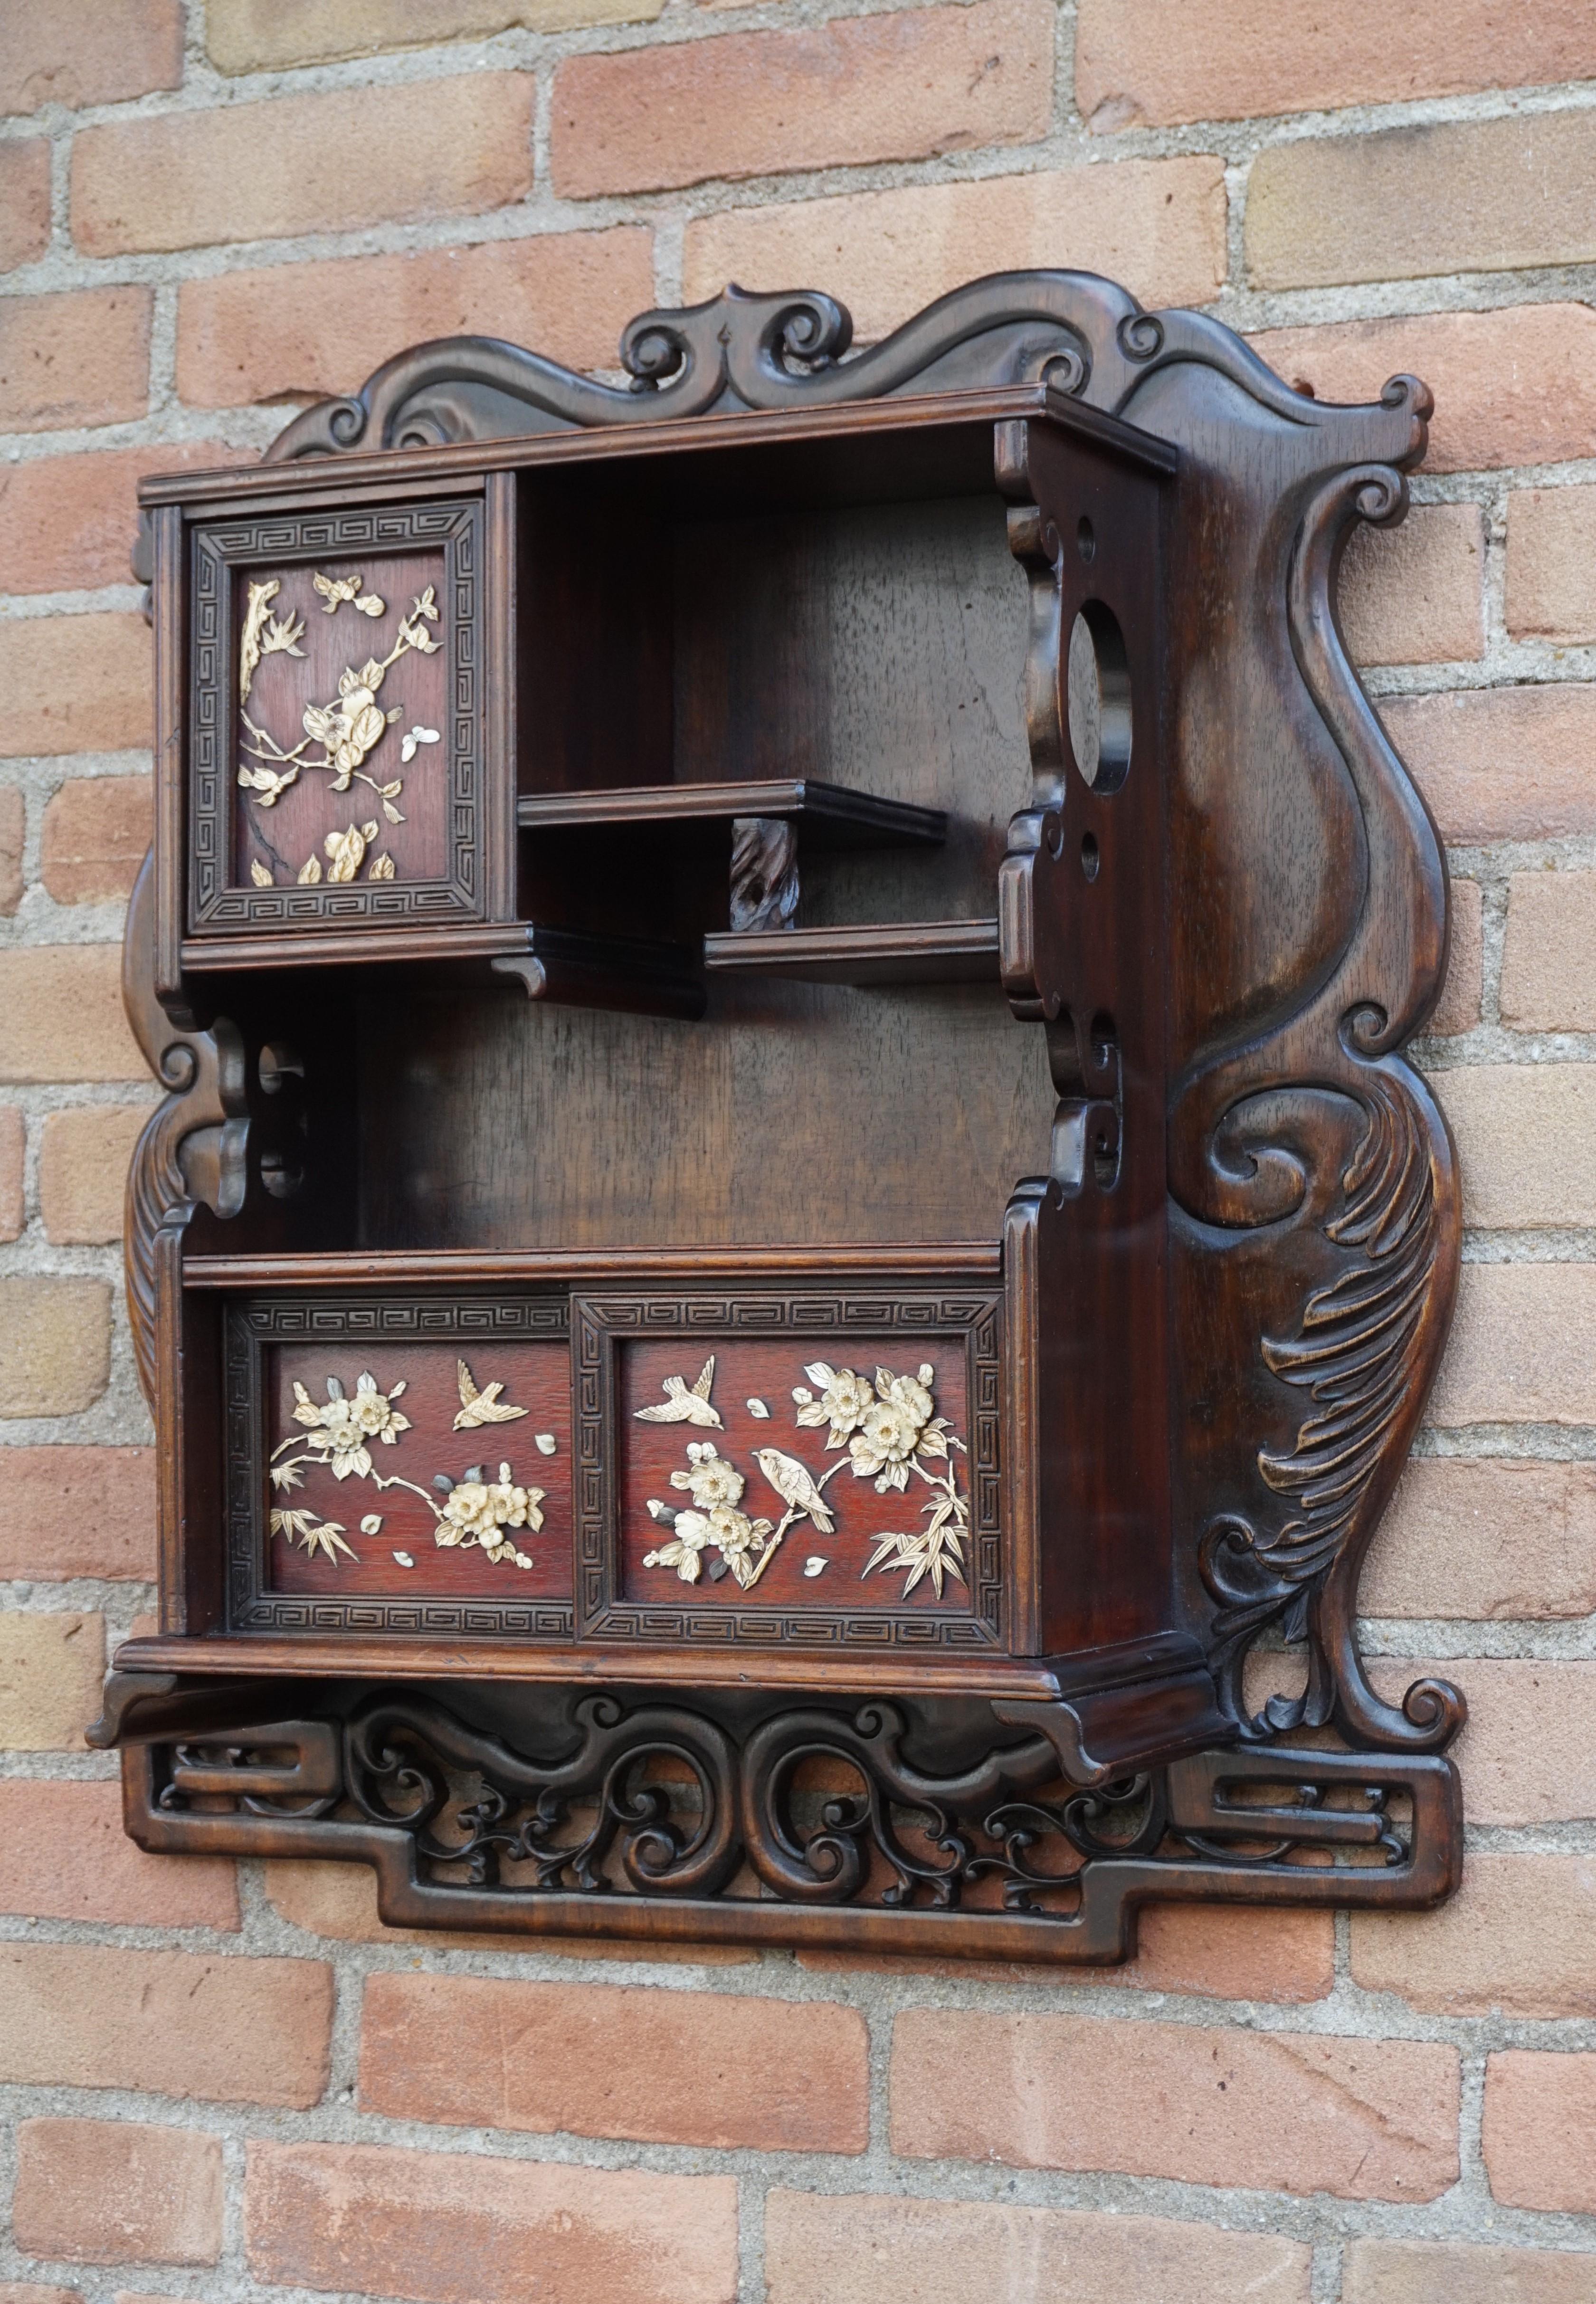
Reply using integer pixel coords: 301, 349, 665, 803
2, 1, 1595, 2296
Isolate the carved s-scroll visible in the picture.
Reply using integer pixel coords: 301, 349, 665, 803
1182, 452, 1463, 1752
123, 849, 250, 1406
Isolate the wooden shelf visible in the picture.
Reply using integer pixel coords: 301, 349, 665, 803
703, 918, 999, 984
490, 924, 704, 1018
517, 779, 946, 851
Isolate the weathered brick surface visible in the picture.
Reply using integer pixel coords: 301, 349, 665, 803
1340, 502, 1483, 667
0, 288, 153, 436
0, 785, 21, 914
1248, 110, 1596, 291
1075, 0, 1596, 129
0, 140, 50, 276
0, 1278, 111, 1416
208, 0, 664, 72
1432, 1263, 1596, 1426
891, 2011, 1459, 2199
1364, 1457, 1596, 1619
39, 1104, 147, 1243
0, 1780, 238, 1928
1345, 2239, 1596, 2302
0, 1, 182, 114
1483, 2051, 1596, 2210
1248, 305, 1596, 474
361, 1972, 867, 2150
72, 76, 536, 257
0, 1612, 105, 1749
0, 1944, 332, 2104
0, 2286, 84, 2304
1501, 871, 1596, 1029
246, 2141, 739, 2304
0, 614, 150, 757
1431, 877, 1482, 1036
40, 774, 150, 904
178, 230, 655, 410
0, 1103, 22, 1240
764, 2190, 1310, 2303
0, 445, 244, 597
1352, 1853, 1596, 2018
553, 0, 1054, 198
0, 1445, 156, 1579
1368, 1657, 1596, 1828
1444, 1064, 1596, 1228
682, 158, 1227, 341
13, 2119, 223, 2266
1382, 686, 1596, 845
1507, 485, 1596, 644
0, 948, 148, 1082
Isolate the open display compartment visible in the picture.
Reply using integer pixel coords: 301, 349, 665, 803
104, 275, 1467, 1961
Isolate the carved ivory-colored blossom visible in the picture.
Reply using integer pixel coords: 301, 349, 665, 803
792, 1361, 878, 1449
435, 1462, 544, 1568
290, 1371, 410, 1479
670, 1440, 744, 1510
846, 1366, 942, 1493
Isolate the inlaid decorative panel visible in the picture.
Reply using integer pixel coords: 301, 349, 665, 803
574, 1290, 1003, 1647
188, 499, 485, 932
227, 1296, 572, 1634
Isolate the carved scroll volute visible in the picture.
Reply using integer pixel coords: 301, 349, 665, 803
123, 848, 250, 1407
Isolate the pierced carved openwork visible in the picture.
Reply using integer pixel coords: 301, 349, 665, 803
114, 269, 1467, 1963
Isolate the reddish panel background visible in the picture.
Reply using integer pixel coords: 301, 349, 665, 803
266, 1339, 572, 1599
617, 1336, 973, 1611
232, 548, 450, 889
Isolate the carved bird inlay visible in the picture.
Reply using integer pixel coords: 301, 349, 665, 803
633, 1357, 722, 1428
453, 1359, 529, 1430
753, 1447, 836, 1535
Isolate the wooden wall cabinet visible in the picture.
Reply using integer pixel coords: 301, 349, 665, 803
99, 274, 1465, 1961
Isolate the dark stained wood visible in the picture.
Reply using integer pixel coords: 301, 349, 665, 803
118, 270, 1468, 1957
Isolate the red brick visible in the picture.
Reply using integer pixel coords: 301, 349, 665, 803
1340, 502, 1483, 667
1501, 872, 1596, 1030
177, 229, 654, 412
0, 614, 150, 758
1430, 1263, 1596, 1429
0, 949, 149, 1082
1484, 2050, 1596, 2210
1077, 0, 1596, 129
1248, 305, 1596, 476
1430, 877, 1482, 1036
1366, 1656, 1596, 1828
1443, 1063, 1596, 1228
1352, 1853, 1596, 2018
0, 1780, 238, 1929
0, 1103, 22, 1239
891, 2009, 1458, 2199
40, 775, 149, 904
1364, 1457, 1596, 1619
0, 142, 50, 276
208, 0, 664, 73
0, 1446, 156, 1579
39, 1104, 147, 1243
1248, 111, 1596, 292
553, 0, 1053, 198
14, 2119, 222, 2266
684, 159, 1227, 345
0, 446, 246, 598
0, 289, 152, 436
0, 1613, 105, 1749
0, 1, 182, 113
1507, 484, 1596, 644
247, 2139, 738, 2304
0, 785, 21, 914
0, 2287, 82, 2304
801, 1900, 1334, 2000
1381, 686, 1596, 845
72, 76, 534, 258
765, 2189, 1310, 2304
1346, 2239, 1596, 2303
361, 1972, 867, 2151
0, 1943, 332, 2105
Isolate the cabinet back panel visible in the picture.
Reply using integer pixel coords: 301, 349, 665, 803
358, 979, 1053, 1249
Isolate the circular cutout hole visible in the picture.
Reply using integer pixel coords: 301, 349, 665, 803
1066, 601, 1132, 793
1076, 515, 1096, 564
1080, 832, 1100, 882
258, 1041, 305, 1097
